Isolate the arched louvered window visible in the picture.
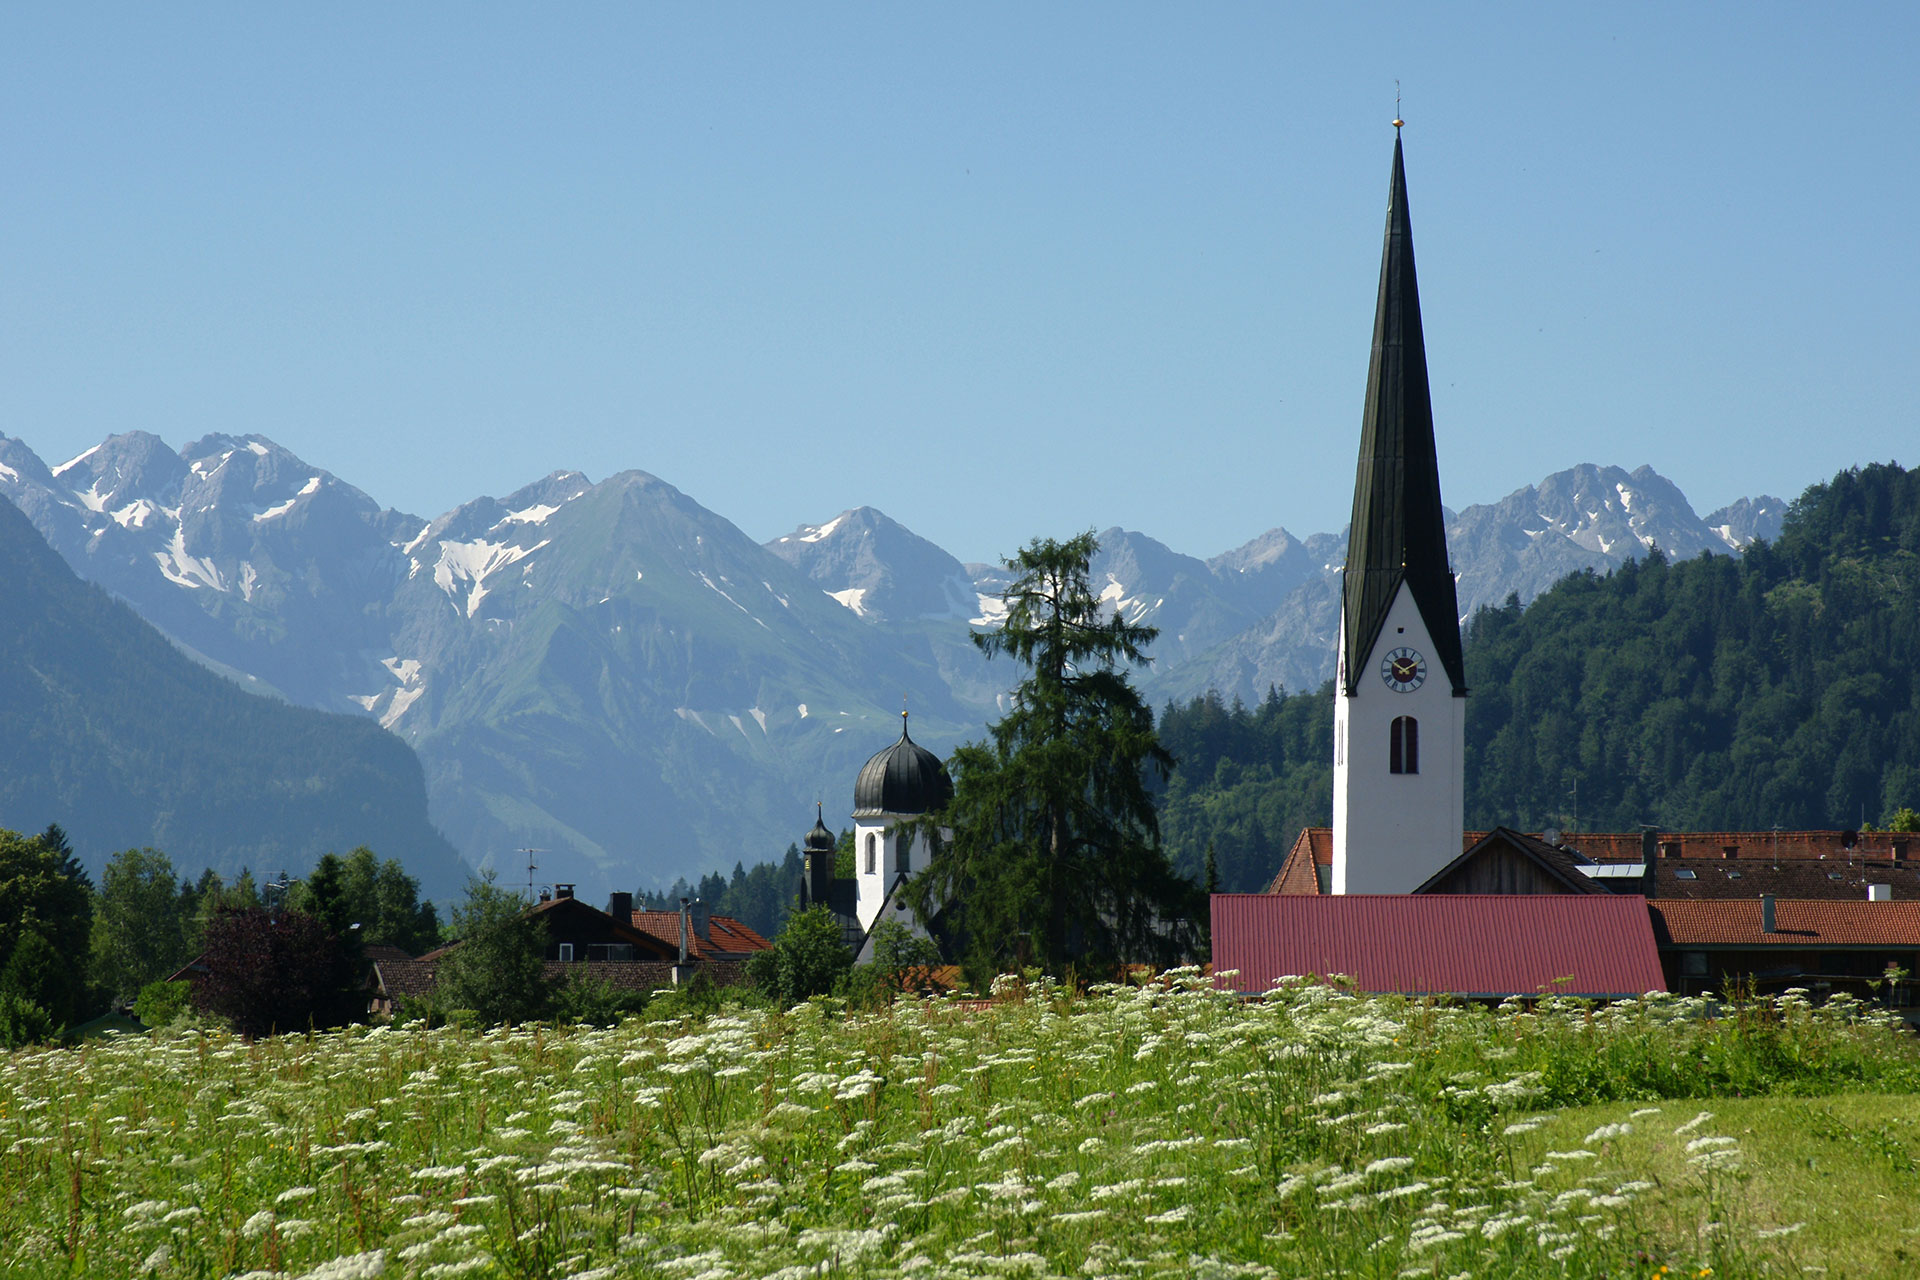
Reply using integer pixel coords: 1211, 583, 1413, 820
1390, 716, 1419, 775
865, 833, 878, 874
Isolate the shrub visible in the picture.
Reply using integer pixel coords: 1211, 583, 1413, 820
748, 905, 852, 1004
133, 979, 192, 1029
552, 972, 650, 1026
0, 990, 54, 1049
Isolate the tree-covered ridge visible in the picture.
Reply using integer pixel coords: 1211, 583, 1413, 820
1156, 685, 1332, 893
1154, 463, 1920, 888
0, 494, 470, 895
1466, 461, 1920, 833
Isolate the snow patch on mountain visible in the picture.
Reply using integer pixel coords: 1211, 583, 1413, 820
697, 571, 770, 628
382, 657, 422, 684
53, 445, 99, 477
499, 502, 560, 526
791, 514, 845, 544
674, 708, 715, 735
382, 685, 424, 729
433, 538, 548, 618
153, 528, 226, 591
112, 499, 159, 529
829, 586, 870, 616
972, 594, 1009, 626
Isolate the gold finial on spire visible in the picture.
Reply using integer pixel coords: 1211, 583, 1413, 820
1393, 80, 1404, 131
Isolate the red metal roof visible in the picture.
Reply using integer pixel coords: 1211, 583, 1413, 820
1649, 900, 1920, 948
1212, 893, 1666, 998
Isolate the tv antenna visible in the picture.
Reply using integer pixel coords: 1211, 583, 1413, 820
518, 848, 548, 903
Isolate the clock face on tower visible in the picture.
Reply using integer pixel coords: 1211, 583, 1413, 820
1380, 647, 1427, 692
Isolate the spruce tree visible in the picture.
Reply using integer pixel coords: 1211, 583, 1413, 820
907, 532, 1200, 980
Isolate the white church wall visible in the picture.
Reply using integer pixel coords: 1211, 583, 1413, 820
1331, 582, 1467, 893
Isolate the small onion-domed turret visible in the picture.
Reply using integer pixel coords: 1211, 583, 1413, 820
804, 806, 836, 856
853, 712, 954, 818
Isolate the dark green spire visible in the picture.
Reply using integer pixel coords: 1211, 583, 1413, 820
1341, 132, 1466, 697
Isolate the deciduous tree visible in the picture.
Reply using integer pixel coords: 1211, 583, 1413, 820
91, 848, 190, 1005
195, 906, 360, 1038
748, 904, 853, 1004
433, 873, 551, 1026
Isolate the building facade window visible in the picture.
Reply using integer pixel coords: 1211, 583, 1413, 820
1389, 716, 1419, 775
557, 942, 574, 963
898, 837, 911, 875
865, 833, 877, 874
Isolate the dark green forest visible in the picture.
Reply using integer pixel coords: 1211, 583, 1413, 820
1156, 462, 1920, 889
0, 495, 470, 896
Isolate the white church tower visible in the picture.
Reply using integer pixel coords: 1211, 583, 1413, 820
850, 711, 953, 931
1331, 128, 1468, 894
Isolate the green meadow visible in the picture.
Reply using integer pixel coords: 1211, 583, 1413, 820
4, 975, 1920, 1279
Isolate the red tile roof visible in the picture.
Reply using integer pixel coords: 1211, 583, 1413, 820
1649, 900, 1920, 948
1212, 893, 1666, 998
1264, 828, 1330, 894
626, 911, 771, 960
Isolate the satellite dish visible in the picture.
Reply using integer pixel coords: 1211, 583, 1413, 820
1542, 828, 1562, 847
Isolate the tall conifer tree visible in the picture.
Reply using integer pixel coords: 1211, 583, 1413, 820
908, 533, 1199, 980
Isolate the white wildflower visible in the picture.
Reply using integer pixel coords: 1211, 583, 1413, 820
297, 1248, 386, 1279
1673, 1110, 1715, 1136
1584, 1122, 1631, 1143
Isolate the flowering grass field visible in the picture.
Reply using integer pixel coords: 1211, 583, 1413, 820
5, 974, 1920, 1279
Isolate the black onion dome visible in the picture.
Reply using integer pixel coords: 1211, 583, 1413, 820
853, 715, 954, 817
804, 805, 836, 853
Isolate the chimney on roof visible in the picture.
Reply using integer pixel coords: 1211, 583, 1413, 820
677, 898, 691, 965
607, 891, 633, 920
539, 888, 552, 903
1761, 894, 1776, 933
1640, 828, 1658, 863
1869, 883, 1893, 902
554, 883, 575, 899
690, 898, 711, 941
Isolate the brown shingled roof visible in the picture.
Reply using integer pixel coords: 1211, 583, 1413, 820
1649, 900, 1920, 948
1653, 860, 1920, 901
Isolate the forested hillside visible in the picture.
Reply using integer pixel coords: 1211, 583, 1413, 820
1465, 461, 1919, 833
0, 496, 471, 895
1157, 462, 1920, 890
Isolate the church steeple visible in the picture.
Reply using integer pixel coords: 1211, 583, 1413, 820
1340, 133, 1465, 697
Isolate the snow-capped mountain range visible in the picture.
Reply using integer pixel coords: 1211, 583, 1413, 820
0, 431, 1784, 896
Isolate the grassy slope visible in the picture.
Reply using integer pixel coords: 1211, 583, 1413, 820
1525, 1093, 1920, 1278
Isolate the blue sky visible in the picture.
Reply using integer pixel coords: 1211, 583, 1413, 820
3, 6, 1912, 563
